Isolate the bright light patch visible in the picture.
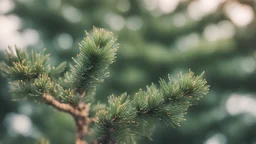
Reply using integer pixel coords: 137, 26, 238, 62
158, 0, 180, 14
203, 21, 235, 41
240, 57, 256, 74
57, 33, 73, 50
217, 20, 235, 39
0, 15, 21, 36
187, 1, 204, 21
0, 15, 41, 49
176, 33, 200, 51
226, 94, 256, 117
0, 15, 25, 49
188, 0, 225, 21
173, 13, 187, 27
0, 0, 14, 14
143, 0, 158, 11
126, 16, 143, 30
203, 24, 219, 42
116, 0, 130, 13
62, 5, 82, 23
22, 29, 40, 46
198, 0, 224, 14
105, 13, 125, 31
204, 133, 226, 144
4, 113, 32, 136
224, 2, 254, 27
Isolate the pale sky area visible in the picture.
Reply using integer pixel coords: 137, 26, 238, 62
0, 0, 39, 50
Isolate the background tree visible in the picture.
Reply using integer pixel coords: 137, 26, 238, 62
0, 0, 256, 144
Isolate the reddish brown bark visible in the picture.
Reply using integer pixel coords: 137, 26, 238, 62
43, 94, 95, 144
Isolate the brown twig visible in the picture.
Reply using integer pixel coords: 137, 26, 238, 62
43, 94, 95, 144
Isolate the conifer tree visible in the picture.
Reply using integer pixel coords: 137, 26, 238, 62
0, 27, 209, 144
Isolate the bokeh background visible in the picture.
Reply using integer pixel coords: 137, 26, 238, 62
1, 0, 256, 144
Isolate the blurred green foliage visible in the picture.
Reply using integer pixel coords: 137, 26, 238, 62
1, 0, 256, 144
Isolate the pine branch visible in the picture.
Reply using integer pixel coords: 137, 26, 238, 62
94, 71, 209, 143
0, 27, 119, 144
43, 94, 80, 115
63, 27, 119, 96
0, 27, 209, 144
135, 71, 209, 127
0, 46, 51, 81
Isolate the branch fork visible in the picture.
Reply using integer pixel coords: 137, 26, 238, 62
43, 94, 95, 144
